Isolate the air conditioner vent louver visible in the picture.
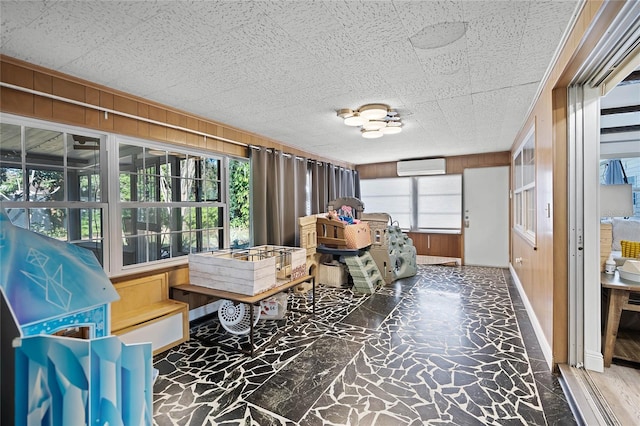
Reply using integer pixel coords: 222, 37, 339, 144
396, 158, 446, 176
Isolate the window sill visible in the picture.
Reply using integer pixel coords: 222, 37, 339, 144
514, 228, 536, 249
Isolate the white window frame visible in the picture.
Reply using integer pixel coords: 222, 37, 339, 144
1, 114, 239, 276
360, 175, 462, 233
513, 125, 536, 245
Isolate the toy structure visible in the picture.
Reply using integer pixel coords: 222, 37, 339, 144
298, 198, 417, 293
0, 209, 153, 425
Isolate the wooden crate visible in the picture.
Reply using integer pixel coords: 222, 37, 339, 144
188, 245, 307, 295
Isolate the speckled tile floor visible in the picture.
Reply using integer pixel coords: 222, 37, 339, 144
152, 265, 576, 425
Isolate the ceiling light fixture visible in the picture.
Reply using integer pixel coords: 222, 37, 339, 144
337, 104, 403, 138
362, 129, 383, 139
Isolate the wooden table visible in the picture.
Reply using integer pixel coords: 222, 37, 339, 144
601, 271, 640, 367
173, 274, 315, 356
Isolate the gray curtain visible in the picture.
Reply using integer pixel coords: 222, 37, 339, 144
310, 161, 328, 214
251, 148, 307, 246
328, 164, 360, 201
251, 147, 359, 246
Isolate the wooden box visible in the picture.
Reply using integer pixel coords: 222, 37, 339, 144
318, 262, 347, 288
188, 245, 307, 295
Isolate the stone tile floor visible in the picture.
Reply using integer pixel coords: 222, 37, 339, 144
153, 265, 576, 425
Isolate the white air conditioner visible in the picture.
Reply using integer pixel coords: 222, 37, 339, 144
396, 158, 446, 176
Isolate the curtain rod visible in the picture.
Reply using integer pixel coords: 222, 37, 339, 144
0, 82, 247, 148
249, 145, 340, 166
2, 82, 353, 169
246, 144, 355, 173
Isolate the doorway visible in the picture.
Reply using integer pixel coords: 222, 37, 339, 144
463, 166, 510, 267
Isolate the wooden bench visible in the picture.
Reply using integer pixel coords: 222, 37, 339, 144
111, 272, 189, 355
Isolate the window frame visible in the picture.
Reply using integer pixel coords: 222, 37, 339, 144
359, 174, 462, 233
513, 125, 536, 245
111, 136, 227, 274
0, 115, 109, 266
1, 114, 244, 276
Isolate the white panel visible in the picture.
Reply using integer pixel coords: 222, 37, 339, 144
118, 313, 184, 352
360, 178, 412, 229
417, 175, 462, 229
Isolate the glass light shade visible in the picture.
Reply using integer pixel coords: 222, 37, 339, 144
381, 126, 402, 134
363, 120, 387, 131
344, 114, 367, 126
359, 104, 388, 120
362, 129, 383, 139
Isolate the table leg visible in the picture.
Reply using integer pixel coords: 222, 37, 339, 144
249, 304, 255, 357
602, 288, 629, 367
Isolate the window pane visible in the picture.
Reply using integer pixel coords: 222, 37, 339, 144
29, 208, 67, 240
28, 167, 65, 201
119, 144, 143, 201
25, 127, 63, 166
229, 158, 250, 249
0, 166, 24, 201
523, 136, 535, 186
0, 123, 22, 163
180, 178, 197, 201
5, 208, 26, 228
515, 152, 523, 189
514, 192, 522, 227
69, 208, 104, 266
201, 206, 221, 229
360, 178, 412, 229
417, 175, 462, 230
202, 228, 221, 252
525, 189, 535, 233
181, 157, 198, 180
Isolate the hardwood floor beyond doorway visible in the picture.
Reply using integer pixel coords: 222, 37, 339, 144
560, 363, 640, 425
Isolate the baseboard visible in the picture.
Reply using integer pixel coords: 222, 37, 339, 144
584, 349, 604, 373
509, 264, 553, 370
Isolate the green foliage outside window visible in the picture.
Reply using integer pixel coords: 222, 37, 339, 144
229, 159, 250, 248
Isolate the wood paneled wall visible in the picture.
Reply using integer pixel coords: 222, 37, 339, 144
509, 0, 624, 367
0, 55, 353, 169
0, 55, 357, 287
357, 151, 510, 179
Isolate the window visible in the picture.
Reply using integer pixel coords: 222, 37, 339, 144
228, 158, 250, 248
417, 175, 462, 231
360, 178, 412, 229
117, 140, 225, 268
513, 126, 536, 244
360, 175, 462, 232
0, 121, 107, 264
1, 115, 247, 275
600, 157, 640, 218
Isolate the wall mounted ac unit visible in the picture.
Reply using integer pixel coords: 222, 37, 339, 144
396, 158, 446, 176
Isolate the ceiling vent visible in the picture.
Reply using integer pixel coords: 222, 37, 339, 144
397, 158, 446, 176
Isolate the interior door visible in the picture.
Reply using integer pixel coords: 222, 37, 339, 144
463, 166, 510, 267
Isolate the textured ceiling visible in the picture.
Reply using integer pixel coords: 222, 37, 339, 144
0, 0, 581, 165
